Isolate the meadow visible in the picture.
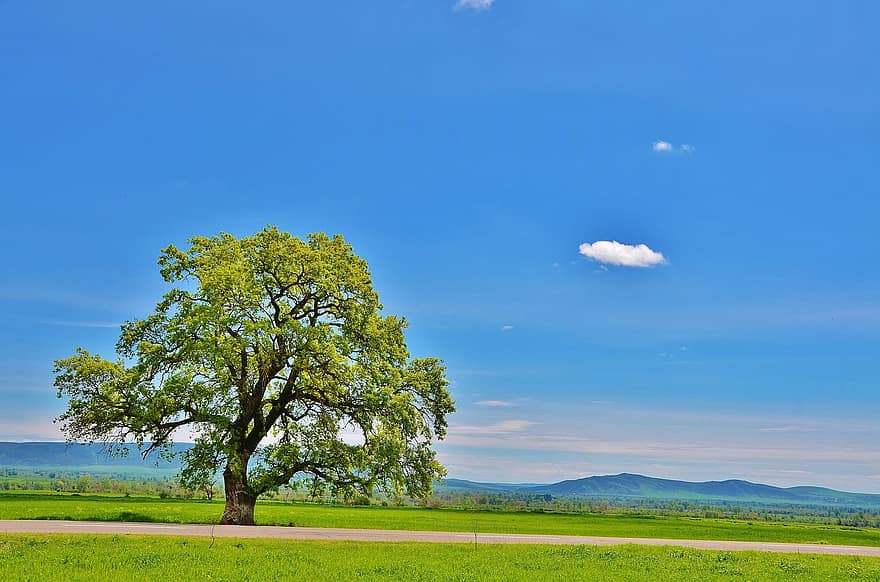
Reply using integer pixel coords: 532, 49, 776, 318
1, 534, 878, 581
2, 492, 880, 547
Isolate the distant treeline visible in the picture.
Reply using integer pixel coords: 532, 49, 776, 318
429, 490, 880, 528
3, 468, 880, 529
0, 468, 192, 498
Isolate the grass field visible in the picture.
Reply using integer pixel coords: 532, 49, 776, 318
1, 535, 879, 581
2, 492, 880, 547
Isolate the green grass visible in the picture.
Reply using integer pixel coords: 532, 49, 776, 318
2, 492, 880, 547
0, 535, 878, 581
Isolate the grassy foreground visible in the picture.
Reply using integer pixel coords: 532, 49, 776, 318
2, 492, 880, 547
1, 535, 879, 581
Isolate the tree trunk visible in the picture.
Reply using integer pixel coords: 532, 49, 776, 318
220, 465, 256, 525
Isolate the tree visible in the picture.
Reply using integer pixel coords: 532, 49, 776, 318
54, 227, 454, 524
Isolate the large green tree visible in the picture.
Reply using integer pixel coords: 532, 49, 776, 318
54, 227, 454, 524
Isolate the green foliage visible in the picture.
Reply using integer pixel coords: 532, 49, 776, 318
1, 535, 878, 581
53, 227, 454, 521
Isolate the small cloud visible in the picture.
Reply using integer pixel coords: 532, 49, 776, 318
653, 140, 694, 154
758, 426, 815, 433
501, 325, 514, 331
476, 400, 517, 407
454, 0, 494, 11
578, 240, 667, 268
493, 419, 538, 432
453, 419, 538, 434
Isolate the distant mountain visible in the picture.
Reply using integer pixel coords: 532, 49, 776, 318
5, 443, 879, 508
0, 442, 187, 470
440, 473, 880, 508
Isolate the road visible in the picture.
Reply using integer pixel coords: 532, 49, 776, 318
2, 520, 879, 557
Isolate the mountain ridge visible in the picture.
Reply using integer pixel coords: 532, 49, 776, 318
0, 441, 186, 469
439, 472, 880, 507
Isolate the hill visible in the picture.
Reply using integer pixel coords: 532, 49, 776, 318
440, 473, 880, 508
0, 442, 186, 473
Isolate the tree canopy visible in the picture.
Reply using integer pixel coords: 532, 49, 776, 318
54, 226, 454, 524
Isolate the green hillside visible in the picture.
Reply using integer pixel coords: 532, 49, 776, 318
0, 442, 186, 471
442, 473, 880, 508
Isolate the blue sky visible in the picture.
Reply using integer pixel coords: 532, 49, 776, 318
2, 1, 879, 492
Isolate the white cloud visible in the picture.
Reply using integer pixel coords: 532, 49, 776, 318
443, 431, 880, 464
455, 0, 494, 11
451, 419, 538, 435
578, 240, 667, 268
501, 325, 514, 331
476, 400, 517, 407
758, 426, 816, 433
653, 140, 694, 154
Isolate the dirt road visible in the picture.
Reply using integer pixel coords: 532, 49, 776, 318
1, 520, 878, 557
